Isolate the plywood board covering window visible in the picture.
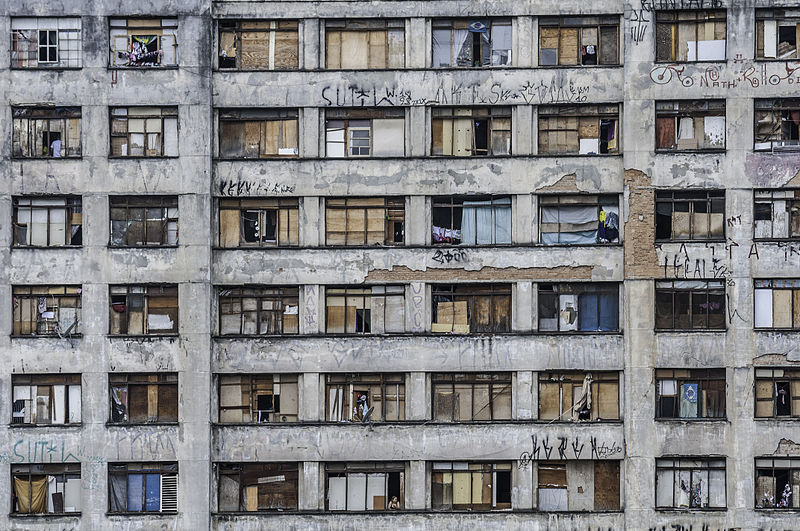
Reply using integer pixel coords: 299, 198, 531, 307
538, 105, 619, 155
219, 20, 298, 70
655, 10, 726, 62
433, 373, 511, 421
109, 373, 178, 424
655, 190, 725, 241
537, 461, 620, 511
754, 189, 800, 240
325, 286, 405, 334
326, 19, 405, 69
433, 107, 511, 156
219, 287, 299, 335
109, 285, 178, 335
754, 368, 800, 418
539, 16, 619, 65
432, 462, 511, 510
218, 198, 299, 247
12, 285, 81, 336
432, 284, 511, 334
218, 109, 298, 158
538, 372, 620, 421
325, 197, 404, 245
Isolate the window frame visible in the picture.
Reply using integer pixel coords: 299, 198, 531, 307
654, 100, 726, 153
654, 10, 727, 63
12, 285, 82, 338
11, 106, 82, 159
654, 190, 726, 242
324, 373, 406, 423
754, 457, 800, 509
537, 104, 620, 155
324, 108, 405, 158
109, 106, 179, 158
218, 374, 299, 424
218, 20, 299, 71
538, 15, 620, 66
108, 373, 179, 425
431, 195, 512, 246
537, 283, 620, 333
325, 19, 406, 69
654, 280, 726, 332
754, 279, 800, 330
325, 197, 405, 246
218, 287, 299, 336
654, 368, 726, 420
431, 18, 512, 68
11, 17, 82, 69
108, 18, 178, 68
11, 463, 82, 515
324, 286, 406, 335
431, 283, 512, 334
12, 196, 82, 248
325, 462, 406, 511
536, 460, 622, 512
538, 371, 621, 422
109, 196, 178, 247
754, 368, 800, 419
655, 457, 727, 510
431, 106, 512, 157
216, 462, 300, 512
431, 462, 512, 511
217, 109, 299, 159
755, 9, 800, 61
754, 189, 800, 241
753, 99, 800, 152
108, 285, 179, 336
538, 194, 620, 245
218, 198, 300, 248
107, 462, 178, 514
431, 373, 512, 422
11, 374, 82, 426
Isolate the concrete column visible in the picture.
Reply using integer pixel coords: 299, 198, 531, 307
514, 104, 533, 156
516, 371, 534, 420
514, 281, 533, 332
302, 19, 320, 70
300, 461, 321, 510
406, 371, 427, 420
516, 16, 535, 68
530, 371, 539, 420
513, 194, 533, 244
301, 196, 321, 247
513, 461, 534, 510
406, 195, 427, 246
407, 18, 427, 68
300, 372, 321, 421
301, 107, 320, 158
405, 460, 427, 509
300, 285, 322, 334
406, 282, 427, 333
408, 106, 427, 156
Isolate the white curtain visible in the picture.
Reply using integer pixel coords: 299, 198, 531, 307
461, 198, 511, 245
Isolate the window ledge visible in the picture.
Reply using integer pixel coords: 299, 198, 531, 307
655, 508, 727, 513
752, 238, 800, 243
108, 156, 179, 160
655, 240, 726, 244
11, 335, 82, 340
9, 423, 82, 429
105, 422, 179, 427
12, 246, 82, 250
108, 334, 179, 339
753, 417, 800, 421
11, 157, 82, 161
654, 418, 728, 423
109, 245, 179, 249
107, 512, 178, 517
213, 332, 623, 339
653, 60, 727, 65
10, 512, 81, 518
654, 329, 726, 334
10, 67, 83, 71
754, 328, 800, 332
654, 150, 726, 155
534, 153, 622, 158
107, 66, 179, 71
754, 508, 800, 512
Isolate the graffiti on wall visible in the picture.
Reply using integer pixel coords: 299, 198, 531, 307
650, 61, 800, 89
518, 434, 623, 468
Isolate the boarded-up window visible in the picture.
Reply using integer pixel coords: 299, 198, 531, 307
218, 20, 298, 70
108, 462, 178, 513
218, 198, 299, 247
12, 464, 81, 514
432, 462, 511, 510
754, 98, 800, 151
12, 285, 82, 337
110, 106, 178, 157
218, 374, 299, 423
110, 196, 178, 246
326, 374, 405, 422
539, 194, 619, 245
656, 458, 726, 509
12, 374, 81, 426
432, 196, 511, 245
12, 17, 83, 68
218, 463, 299, 512
754, 279, 800, 330
538, 372, 620, 421
538, 105, 619, 155
432, 107, 511, 156
756, 9, 800, 60
109, 285, 178, 335
109, 373, 178, 424
538, 461, 620, 511
219, 287, 299, 336
432, 19, 511, 67
12, 106, 81, 158
655, 280, 725, 331
539, 16, 619, 65
218, 109, 298, 158
12, 196, 82, 247
754, 189, 800, 240
538, 283, 619, 332
109, 18, 178, 67
432, 284, 511, 334
754, 368, 800, 418
326, 463, 405, 511
655, 100, 725, 151
325, 108, 405, 157
655, 190, 724, 241
326, 19, 404, 69
325, 197, 404, 245
655, 10, 726, 62
433, 373, 511, 421
755, 458, 800, 508
325, 286, 405, 334
655, 368, 725, 419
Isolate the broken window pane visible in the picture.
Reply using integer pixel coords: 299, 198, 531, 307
108, 373, 178, 424
109, 196, 178, 246
538, 372, 620, 421
537, 283, 619, 332
756, 9, 800, 60
432, 19, 511, 67
12, 107, 81, 158
655, 280, 725, 331
538, 16, 619, 65
325, 374, 405, 422
655, 100, 726, 151
754, 99, 800, 151
432, 107, 511, 156
218, 374, 299, 423
655, 10, 726, 62
12, 374, 81, 426
109, 285, 178, 335
432, 462, 511, 511
12, 286, 82, 337
655, 368, 726, 419
433, 373, 511, 421
754, 368, 800, 418
110, 107, 178, 157
432, 284, 511, 334
217, 463, 299, 512
755, 457, 800, 508
325, 287, 405, 334
432, 196, 511, 245
218, 109, 299, 158
537, 461, 620, 511
754, 189, 800, 240
218, 287, 299, 335
11, 17, 82, 69
325, 197, 405, 246
12, 464, 81, 514
655, 458, 726, 509
326, 19, 405, 69
108, 462, 178, 513
12, 196, 82, 247
109, 18, 178, 67
218, 20, 298, 70
218, 198, 298, 247
325, 108, 404, 157
538, 105, 619, 155
655, 190, 725, 241
326, 462, 405, 511
539, 194, 619, 244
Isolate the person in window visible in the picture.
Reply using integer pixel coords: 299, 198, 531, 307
387, 496, 400, 510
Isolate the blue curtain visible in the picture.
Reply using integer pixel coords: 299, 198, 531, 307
579, 294, 599, 331
145, 474, 161, 511
127, 474, 143, 512
598, 292, 618, 331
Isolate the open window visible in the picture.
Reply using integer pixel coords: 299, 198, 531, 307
432, 19, 511, 67
756, 9, 800, 60
108, 463, 178, 513
754, 99, 800, 151
538, 461, 620, 511
13, 197, 82, 247
110, 106, 178, 157
538, 283, 619, 332
432, 196, 511, 245
12, 286, 81, 337
218, 109, 298, 158
325, 286, 405, 334
755, 458, 800, 508
12, 107, 81, 158
326, 374, 405, 422
326, 463, 405, 511
655, 100, 725, 152
11, 464, 81, 514
432, 284, 511, 334
12, 374, 81, 426
432, 107, 511, 156
655, 280, 725, 331
109, 285, 178, 335
109, 18, 177, 67
432, 373, 511, 422
110, 196, 177, 246
219, 287, 299, 335
218, 374, 299, 423
755, 190, 800, 240
538, 372, 620, 421
539, 194, 619, 244
539, 16, 619, 66
325, 198, 404, 246
109, 373, 178, 424
655, 369, 725, 419
755, 368, 800, 418
432, 462, 511, 511
655, 190, 725, 241
218, 198, 299, 248
218, 463, 299, 512
326, 19, 405, 69
325, 108, 404, 157
218, 20, 298, 70
754, 279, 800, 329
538, 105, 619, 155
655, 10, 726, 62
656, 458, 726, 509
11, 17, 82, 68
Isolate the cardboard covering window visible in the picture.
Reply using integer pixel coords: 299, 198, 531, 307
655, 11, 726, 62
327, 28, 404, 69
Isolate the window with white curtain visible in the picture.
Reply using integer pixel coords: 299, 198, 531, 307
539, 194, 619, 244
432, 196, 511, 245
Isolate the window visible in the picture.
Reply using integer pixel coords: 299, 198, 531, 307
655, 458, 726, 509
655, 10, 726, 62
12, 286, 81, 337
326, 19, 404, 69
326, 374, 405, 422
432, 373, 511, 422
538, 283, 619, 332
432, 196, 511, 245
432, 284, 511, 334
110, 107, 178, 157
218, 20, 298, 70
218, 109, 298, 158
109, 285, 178, 335
432, 19, 511, 67
655, 280, 725, 331
756, 9, 800, 60
754, 99, 800, 151
11, 17, 82, 68
538, 105, 619, 155
325, 198, 404, 246
755, 458, 800, 508
326, 463, 405, 511
655, 190, 725, 241
754, 368, 800, 418
432, 462, 511, 510
538, 372, 620, 421
325, 286, 405, 334
655, 100, 725, 151
109, 18, 178, 67
655, 369, 725, 419
219, 287, 299, 335
12, 374, 81, 426
217, 463, 299, 512
12, 197, 82, 247
539, 16, 619, 66
218, 199, 299, 248
108, 463, 178, 513
109, 196, 178, 246
109, 373, 178, 424
432, 107, 511, 156
754, 280, 800, 329
538, 461, 620, 511
11, 464, 81, 514
12, 107, 81, 158
539, 194, 619, 244
325, 108, 404, 157
754, 190, 800, 240
218, 374, 299, 423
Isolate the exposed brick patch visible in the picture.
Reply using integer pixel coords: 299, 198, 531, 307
624, 168, 661, 279
365, 265, 593, 282
786, 169, 800, 187
537, 173, 580, 193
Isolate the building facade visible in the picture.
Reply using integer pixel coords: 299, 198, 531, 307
1, 0, 799, 529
